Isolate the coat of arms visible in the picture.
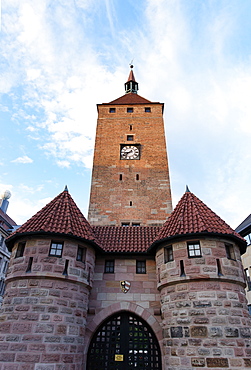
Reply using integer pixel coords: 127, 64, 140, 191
120, 280, 131, 293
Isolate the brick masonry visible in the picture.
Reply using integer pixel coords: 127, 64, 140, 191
88, 103, 172, 226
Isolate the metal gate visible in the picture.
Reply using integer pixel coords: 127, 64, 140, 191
87, 311, 162, 370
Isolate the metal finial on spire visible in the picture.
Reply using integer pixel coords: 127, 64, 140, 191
185, 185, 190, 193
64, 185, 68, 192
129, 59, 134, 69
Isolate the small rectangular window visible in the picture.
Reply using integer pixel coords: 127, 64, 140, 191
109, 108, 116, 113
15, 242, 26, 258
121, 222, 130, 226
77, 246, 87, 263
145, 107, 151, 112
245, 268, 251, 291
127, 135, 134, 141
187, 242, 202, 258
136, 174, 139, 181
119, 174, 123, 181
105, 260, 114, 273
3, 261, 8, 273
49, 241, 64, 257
244, 234, 251, 245
225, 243, 235, 260
164, 245, 174, 263
136, 260, 146, 274
127, 107, 133, 113
132, 223, 140, 227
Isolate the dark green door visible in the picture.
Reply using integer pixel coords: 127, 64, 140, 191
87, 311, 162, 370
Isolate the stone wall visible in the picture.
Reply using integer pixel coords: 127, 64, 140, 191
0, 236, 95, 370
156, 236, 251, 369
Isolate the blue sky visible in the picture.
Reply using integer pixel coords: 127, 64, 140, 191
1, 0, 251, 229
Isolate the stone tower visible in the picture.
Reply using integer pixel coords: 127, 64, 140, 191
88, 66, 172, 227
1, 69, 250, 370
151, 189, 250, 369
0, 188, 101, 368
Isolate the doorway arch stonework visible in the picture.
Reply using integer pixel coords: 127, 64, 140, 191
84, 301, 163, 368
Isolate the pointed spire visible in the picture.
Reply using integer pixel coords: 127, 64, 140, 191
125, 64, 138, 94
186, 185, 190, 193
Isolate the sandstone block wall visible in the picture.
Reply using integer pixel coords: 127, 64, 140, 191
0, 236, 95, 370
156, 237, 251, 369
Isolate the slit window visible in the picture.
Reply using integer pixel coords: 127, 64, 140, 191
180, 260, 185, 277
109, 108, 116, 113
15, 242, 26, 258
164, 245, 174, 263
119, 174, 123, 181
77, 246, 87, 263
130, 201, 132, 206
136, 260, 146, 274
26, 257, 33, 273
225, 243, 235, 260
129, 125, 133, 131
136, 174, 139, 180
127, 135, 134, 141
49, 241, 64, 257
127, 107, 133, 113
187, 242, 202, 258
105, 260, 114, 273
145, 107, 151, 112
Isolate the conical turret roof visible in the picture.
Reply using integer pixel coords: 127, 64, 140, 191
150, 190, 246, 253
7, 188, 101, 250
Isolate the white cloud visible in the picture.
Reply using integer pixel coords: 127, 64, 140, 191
11, 155, 33, 164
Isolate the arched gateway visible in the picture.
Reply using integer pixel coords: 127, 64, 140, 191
87, 311, 162, 370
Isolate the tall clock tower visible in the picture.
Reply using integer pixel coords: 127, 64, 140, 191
88, 67, 172, 226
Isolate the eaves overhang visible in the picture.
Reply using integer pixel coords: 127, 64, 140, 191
6, 231, 103, 254
148, 232, 247, 255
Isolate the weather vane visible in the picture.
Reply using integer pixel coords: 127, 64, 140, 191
129, 59, 134, 69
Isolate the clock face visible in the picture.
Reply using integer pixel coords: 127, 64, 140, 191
121, 145, 140, 160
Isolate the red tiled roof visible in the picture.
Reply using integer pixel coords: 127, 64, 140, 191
93, 226, 161, 253
7, 189, 100, 248
108, 93, 152, 105
152, 191, 245, 246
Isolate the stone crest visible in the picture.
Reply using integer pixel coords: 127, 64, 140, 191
120, 280, 131, 293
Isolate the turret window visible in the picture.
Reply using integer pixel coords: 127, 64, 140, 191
145, 107, 151, 112
127, 107, 133, 113
15, 242, 26, 258
225, 243, 235, 260
109, 108, 116, 113
49, 241, 63, 257
127, 135, 134, 141
187, 241, 202, 258
77, 246, 87, 263
164, 245, 174, 263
